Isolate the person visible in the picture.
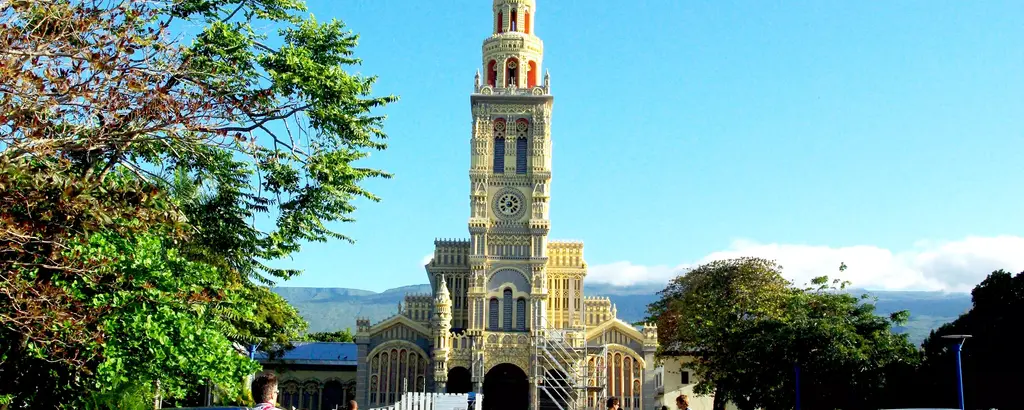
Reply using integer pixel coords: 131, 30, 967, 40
675, 394, 691, 410
662, 406, 669, 410
348, 399, 359, 410
606, 397, 620, 410
251, 372, 282, 410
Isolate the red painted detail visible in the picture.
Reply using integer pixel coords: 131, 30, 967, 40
515, 118, 529, 130
511, 10, 518, 32
527, 61, 537, 88
525, 11, 531, 34
487, 60, 497, 87
497, 12, 503, 33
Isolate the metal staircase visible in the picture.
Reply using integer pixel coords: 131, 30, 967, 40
534, 315, 607, 410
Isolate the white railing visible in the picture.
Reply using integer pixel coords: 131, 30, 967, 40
367, 392, 482, 410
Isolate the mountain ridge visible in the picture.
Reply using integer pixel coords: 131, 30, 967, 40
274, 284, 972, 345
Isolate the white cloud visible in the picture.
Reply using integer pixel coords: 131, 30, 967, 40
420, 253, 434, 267
586, 235, 1024, 292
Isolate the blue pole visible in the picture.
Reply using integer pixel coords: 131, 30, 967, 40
794, 364, 802, 410
954, 342, 964, 410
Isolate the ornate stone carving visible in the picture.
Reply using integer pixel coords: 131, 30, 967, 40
532, 200, 546, 220
486, 234, 530, 246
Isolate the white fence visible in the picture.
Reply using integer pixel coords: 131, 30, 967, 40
368, 392, 483, 410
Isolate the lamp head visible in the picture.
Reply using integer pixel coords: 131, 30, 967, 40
941, 334, 973, 339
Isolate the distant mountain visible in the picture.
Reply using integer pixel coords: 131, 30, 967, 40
274, 283, 972, 346
274, 285, 432, 334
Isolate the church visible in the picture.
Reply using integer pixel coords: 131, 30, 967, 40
354, 2, 659, 410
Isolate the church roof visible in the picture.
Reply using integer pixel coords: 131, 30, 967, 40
254, 342, 358, 366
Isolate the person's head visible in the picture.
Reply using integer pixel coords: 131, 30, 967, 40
251, 372, 279, 404
349, 399, 359, 410
675, 394, 689, 409
606, 397, 619, 410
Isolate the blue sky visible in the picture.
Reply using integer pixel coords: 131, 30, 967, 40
273, 1, 1024, 292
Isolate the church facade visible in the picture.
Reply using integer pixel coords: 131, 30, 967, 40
355, 2, 659, 410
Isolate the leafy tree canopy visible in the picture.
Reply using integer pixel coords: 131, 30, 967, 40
917, 269, 1023, 410
299, 329, 355, 343
0, 0, 395, 407
646, 259, 919, 410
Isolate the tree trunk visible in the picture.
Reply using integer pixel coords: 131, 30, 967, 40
713, 387, 728, 410
153, 379, 162, 409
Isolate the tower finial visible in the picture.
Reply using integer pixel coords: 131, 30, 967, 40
436, 274, 451, 302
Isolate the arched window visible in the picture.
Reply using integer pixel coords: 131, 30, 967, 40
487, 60, 497, 87
493, 119, 506, 173
525, 11, 531, 34
515, 138, 527, 174
527, 61, 538, 88
503, 288, 513, 331
497, 11, 503, 33
516, 298, 527, 330
368, 345, 428, 406
506, 58, 519, 87
624, 357, 633, 406
488, 298, 499, 330
280, 381, 301, 409
511, 10, 518, 32
604, 351, 644, 408
514, 119, 529, 174
302, 381, 320, 410
632, 380, 642, 409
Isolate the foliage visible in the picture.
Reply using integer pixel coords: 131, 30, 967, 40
169, 167, 308, 348
300, 328, 355, 342
721, 275, 920, 409
644, 257, 792, 409
646, 259, 919, 410
0, 0, 395, 407
915, 270, 1023, 410
0, 160, 182, 406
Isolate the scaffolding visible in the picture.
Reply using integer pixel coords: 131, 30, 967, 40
533, 311, 608, 410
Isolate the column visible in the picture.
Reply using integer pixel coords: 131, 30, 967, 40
529, 376, 537, 410
356, 339, 368, 406
642, 350, 657, 410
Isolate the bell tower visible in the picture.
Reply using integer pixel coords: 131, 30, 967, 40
466, 0, 553, 336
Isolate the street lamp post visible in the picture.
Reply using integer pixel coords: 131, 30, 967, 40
941, 334, 972, 410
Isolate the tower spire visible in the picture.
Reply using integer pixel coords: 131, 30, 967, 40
480, 0, 544, 91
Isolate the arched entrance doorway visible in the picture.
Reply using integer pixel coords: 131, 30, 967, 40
321, 380, 344, 410
447, 366, 472, 394
483, 363, 529, 410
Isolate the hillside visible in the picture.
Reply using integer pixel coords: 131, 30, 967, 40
274, 284, 972, 345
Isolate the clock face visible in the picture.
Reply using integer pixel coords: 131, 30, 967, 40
492, 189, 526, 220
497, 193, 521, 216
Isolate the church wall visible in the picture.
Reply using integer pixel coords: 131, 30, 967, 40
367, 325, 431, 353
487, 267, 530, 292
260, 366, 356, 410
356, 342, 368, 409
657, 356, 737, 410
587, 328, 644, 353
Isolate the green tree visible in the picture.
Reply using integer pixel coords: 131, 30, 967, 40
0, 0, 395, 406
644, 257, 793, 410
646, 259, 919, 410
721, 276, 919, 410
917, 270, 1023, 410
300, 329, 355, 343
